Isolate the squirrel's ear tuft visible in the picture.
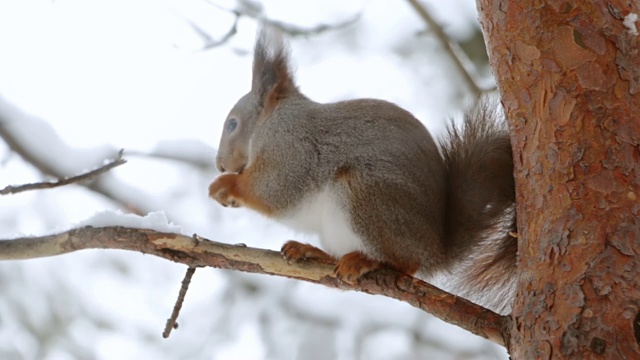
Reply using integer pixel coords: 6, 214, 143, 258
252, 26, 297, 111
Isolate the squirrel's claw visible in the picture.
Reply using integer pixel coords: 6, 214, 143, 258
334, 252, 383, 284
281, 241, 334, 264
280, 243, 383, 284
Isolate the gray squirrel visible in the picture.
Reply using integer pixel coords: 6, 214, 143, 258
209, 29, 517, 314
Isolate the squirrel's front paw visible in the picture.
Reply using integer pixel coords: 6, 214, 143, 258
209, 175, 241, 208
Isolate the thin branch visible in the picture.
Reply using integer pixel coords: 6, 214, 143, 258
196, 0, 360, 45
0, 227, 508, 346
0, 120, 60, 179
125, 152, 212, 169
0, 103, 143, 214
178, 13, 239, 51
1, 150, 126, 195
124, 150, 216, 170
0, 125, 133, 210
266, 15, 361, 37
163, 266, 196, 338
405, 0, 484, 97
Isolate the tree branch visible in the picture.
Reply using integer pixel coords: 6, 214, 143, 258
0, 121, 135, 211
265, 15, 361, 37
0, 226, 508, 346
405, 0, 485, 96
0, 150, 126, 195
163, 266, 196, 338
190, 0, 361, 51
178, 13, 239, 51
0, 96, 167, 215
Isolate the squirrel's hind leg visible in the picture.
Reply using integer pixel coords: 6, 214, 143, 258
334, 252, 385, 283
281, 242, 408, 284
333, 167, 424, 282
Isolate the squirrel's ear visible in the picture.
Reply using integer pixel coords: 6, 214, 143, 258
252, 27, 297, 110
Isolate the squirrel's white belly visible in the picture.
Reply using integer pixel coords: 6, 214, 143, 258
278, 186, 365, 257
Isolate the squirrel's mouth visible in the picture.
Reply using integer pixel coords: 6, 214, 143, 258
217, 165, 244, 174
216, 154, 246, 174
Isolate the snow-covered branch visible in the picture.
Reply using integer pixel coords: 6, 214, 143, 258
0, 226, 507, 346
0, 94, 215, 215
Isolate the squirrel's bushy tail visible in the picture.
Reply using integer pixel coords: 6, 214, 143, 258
439, 101, 517, 314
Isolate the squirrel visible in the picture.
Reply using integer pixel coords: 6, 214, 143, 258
209, 29, 517, 315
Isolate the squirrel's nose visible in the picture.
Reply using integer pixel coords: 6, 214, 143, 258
217, 164, 226, 173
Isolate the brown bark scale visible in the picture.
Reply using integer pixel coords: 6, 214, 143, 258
477, 0, 640, 358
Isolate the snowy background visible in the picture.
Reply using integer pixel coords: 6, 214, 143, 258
0, 0, 508, 359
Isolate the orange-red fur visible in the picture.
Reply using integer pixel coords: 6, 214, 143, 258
281, 241, 420, 283
208, 168, 275, 216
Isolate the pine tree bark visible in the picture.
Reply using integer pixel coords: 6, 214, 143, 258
476, 1, 640, 358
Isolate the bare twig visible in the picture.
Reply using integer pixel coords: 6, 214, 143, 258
0, 103, 144, 214
406, 0, 484, 97
124, 148, 216, 170
266, 15, 361, 37
0, 125, 134, 210
163, 266, 196, 338
192, 0, 360, 50
1, 150, 126, 195
0, 227, 508, 346
178, 13, 239, 51
0, 121, 61, 180
125, 152, 214, 169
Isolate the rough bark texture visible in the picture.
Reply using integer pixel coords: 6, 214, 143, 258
477, 0, 640, 358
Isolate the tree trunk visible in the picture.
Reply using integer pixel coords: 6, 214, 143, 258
476, 1, 640, 358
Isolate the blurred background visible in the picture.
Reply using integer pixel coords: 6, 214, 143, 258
0, 0, 506, 359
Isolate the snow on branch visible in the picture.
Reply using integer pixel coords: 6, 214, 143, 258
0, 94, 214, 214
0, 226, 508, 346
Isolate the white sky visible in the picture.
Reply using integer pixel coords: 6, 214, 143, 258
0, 0, 480, 150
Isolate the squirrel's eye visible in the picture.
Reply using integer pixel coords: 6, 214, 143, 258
226, 118, 238, 133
